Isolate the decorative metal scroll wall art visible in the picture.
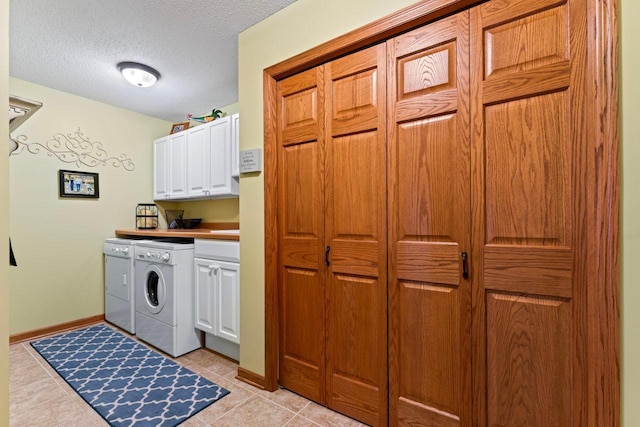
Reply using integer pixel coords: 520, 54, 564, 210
9, 95, 42, 155
11, 129, 136, 171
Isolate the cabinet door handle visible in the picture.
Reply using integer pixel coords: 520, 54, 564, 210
325, 246, 331, 267
461, 252, 469, 280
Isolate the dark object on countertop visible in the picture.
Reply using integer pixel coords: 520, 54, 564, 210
166, 210, 185, 229
178, 218, 202, 229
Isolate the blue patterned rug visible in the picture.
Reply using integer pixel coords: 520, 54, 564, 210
31, 324, 229, 426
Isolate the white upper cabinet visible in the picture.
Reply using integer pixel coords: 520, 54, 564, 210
205, 117, 234, 197
168, 132, 188, 199
154, 116, 239, 201
187, 124, 210, 197
231, 113, 240, 178
153, 136, 170, 199
153, 132, 188, 200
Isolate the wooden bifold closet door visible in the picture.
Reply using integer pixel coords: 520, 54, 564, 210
387, 11, 472, 427
470, 0, 587, 425
275, 0, 596, 425
277, 44, 388, 426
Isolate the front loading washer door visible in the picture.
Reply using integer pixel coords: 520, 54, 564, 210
139, 263, 175, 326
144, 265, 166, 314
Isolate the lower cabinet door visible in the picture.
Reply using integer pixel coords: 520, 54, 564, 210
214, 261, 240, 344
194, 257, 215, 334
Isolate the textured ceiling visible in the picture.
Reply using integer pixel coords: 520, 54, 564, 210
9, 0, 297, 122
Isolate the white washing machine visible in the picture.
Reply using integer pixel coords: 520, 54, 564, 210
135, 240, 201, 357
104, 238, 145, 334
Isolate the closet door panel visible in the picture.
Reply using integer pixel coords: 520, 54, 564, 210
388, 12, 471, 427
471, 0, 587, 425
325, 44, 388, 426
277, 67, 327, 403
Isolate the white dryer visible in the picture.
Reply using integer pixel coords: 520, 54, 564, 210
104, 238, 144, 334
135, 240, 201, 357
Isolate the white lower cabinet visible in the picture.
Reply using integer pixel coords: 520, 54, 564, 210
194, 240, 240, 347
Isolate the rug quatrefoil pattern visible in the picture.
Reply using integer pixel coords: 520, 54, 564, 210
31, 324, 229, 427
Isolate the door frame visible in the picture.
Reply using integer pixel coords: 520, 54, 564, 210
261, 0, 619, 424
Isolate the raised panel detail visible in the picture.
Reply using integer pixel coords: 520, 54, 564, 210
398, 281, 460, 416
279, 267, 324, 401
397, 242, 460, 286
283, 142, 320, 238
486, 292, 572, 427
332, 131, 382, 239
399, 43, 455, 99
332, 69, 378, 121
485, 6, 568, 79
398, 115, 456, 241
328, 274, 383, 384
282, 87, 318, 133
484, 245, 573, 297
485, 91, 569, 245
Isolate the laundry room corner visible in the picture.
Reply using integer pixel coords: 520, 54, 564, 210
8, 77, 171, 336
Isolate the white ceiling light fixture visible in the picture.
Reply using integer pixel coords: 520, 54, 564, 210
117, 62, 161, 88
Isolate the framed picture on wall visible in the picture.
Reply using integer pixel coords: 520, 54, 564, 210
58, 170, 99, 198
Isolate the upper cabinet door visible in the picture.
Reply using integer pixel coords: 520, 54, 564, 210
153, 136, 170, 200
207, 116, 233, 196
187, 125, 211, 197
168, 131, 188, 199
231, 113, 240, 178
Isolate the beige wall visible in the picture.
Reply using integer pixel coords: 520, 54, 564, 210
1, 0, 9, 422
8, 78, 171, 335
621, 1, 639, 425
237, 0, 417, 376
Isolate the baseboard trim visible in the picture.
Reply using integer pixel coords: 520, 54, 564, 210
236, 367, 268, 391
9, 315, 105, 344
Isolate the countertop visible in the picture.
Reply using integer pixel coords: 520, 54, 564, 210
115, 222, 239, 241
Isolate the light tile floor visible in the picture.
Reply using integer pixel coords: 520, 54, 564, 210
9, 323, 366, 427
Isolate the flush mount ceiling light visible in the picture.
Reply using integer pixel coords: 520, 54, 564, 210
117, 62, 161, 88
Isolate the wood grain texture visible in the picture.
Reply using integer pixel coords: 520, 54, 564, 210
263, 70, 279, 392
279, 268, 325, 402
388, 11, 471, 427
276, 67, 327, 403
471, 0, 588, 425
585, 0, 620, 425
263, 0, 484, 408
396, 242, 460, 286
262, 0, 619, 424
484, 245, 573, 297
484, 91, 570, 246
486, 293, 572, 427
324, 43, 388, 426
484, 5, 569, 79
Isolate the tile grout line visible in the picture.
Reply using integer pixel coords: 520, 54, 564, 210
210, 393, 260, 423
